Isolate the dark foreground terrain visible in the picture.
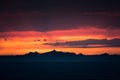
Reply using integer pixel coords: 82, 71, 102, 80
0, 51, 120, 80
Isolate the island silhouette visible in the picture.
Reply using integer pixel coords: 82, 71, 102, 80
0, 50, 119, 62
0, 49, 119, 57
24, 50, 77, 57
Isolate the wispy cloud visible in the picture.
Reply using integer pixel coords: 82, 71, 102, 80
44, 38, 120, 48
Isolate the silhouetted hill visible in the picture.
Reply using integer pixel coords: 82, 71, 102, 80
24, 52, 41, 56
24, 50, 77, 57
100, 53, 110, 56
0, 50, 120, 57
42, 50, 76, 56
24, 50, 120, 57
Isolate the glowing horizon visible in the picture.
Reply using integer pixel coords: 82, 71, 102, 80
0, 27, 120, 55
0, 0, 120, 55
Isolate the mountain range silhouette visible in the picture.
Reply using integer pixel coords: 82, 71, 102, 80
0, 50, 119, 57
0, 50, 120, 57
23, 50, 119, 57
24, 50, 77, 57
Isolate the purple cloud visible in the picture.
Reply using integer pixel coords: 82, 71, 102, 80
44, 38, 120, 48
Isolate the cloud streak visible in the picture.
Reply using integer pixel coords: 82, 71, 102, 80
44, 38, 120, 48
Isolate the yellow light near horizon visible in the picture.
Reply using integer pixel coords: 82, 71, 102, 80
0, 27, 120, 55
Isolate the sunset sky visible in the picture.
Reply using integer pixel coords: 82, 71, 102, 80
0, 0, 120, 55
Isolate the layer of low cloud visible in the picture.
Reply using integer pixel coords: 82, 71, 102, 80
44, 38, 120, 48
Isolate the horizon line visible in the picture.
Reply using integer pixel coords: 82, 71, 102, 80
0, 50, 120, 56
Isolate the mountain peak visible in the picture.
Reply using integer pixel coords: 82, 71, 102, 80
24, 50, 76, 56
25, 51, 40, 56
50, 49, 57, 53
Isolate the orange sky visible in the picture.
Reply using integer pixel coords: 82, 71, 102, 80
0, 0, 120, 55
0, 27, 120, 55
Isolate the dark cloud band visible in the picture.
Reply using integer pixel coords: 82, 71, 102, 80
0, 0, 120, 32
44, 38, 120, 48
0, 11, 120, 32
